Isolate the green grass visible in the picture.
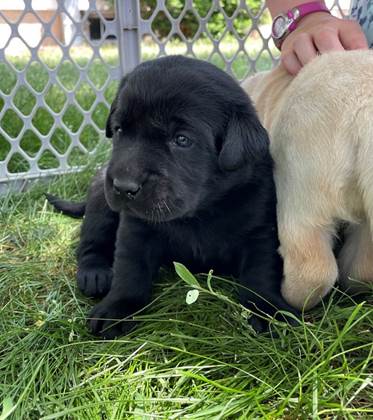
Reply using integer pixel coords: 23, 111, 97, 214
0, 152, 372, 419
1, 37, 372, 419
0, 38, 277, 175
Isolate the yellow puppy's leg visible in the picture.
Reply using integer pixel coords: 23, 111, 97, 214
338, 222, 373, 293
273, 150, 340, 310
279, 226, 338, 310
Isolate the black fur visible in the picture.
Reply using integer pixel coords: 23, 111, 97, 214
45, 193, 85, 218
48, 56, 298, 338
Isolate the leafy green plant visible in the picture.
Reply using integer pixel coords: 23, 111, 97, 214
141, 0, 267, 39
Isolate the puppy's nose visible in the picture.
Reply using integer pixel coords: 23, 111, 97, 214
113, 178, 142, 200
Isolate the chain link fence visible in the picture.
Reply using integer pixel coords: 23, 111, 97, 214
0, 0, 351, 187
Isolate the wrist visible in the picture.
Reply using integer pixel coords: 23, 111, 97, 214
271, 2, 331, 50
292, 10, 335, 29
281, 12, 337, 52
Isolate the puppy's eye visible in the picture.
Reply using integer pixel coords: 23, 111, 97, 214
114, 126, 123, 134
173, 135, 192, 148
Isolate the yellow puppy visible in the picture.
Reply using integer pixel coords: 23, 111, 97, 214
242, 50, 373, 310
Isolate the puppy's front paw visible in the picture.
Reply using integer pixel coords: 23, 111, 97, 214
249, 307, 300, 333
88, 298, 137, 339
77, 266, 112, 297
282, 255, 338, 310
242, 292, 300, 333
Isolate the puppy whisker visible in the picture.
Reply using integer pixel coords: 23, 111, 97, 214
147, 202, 165, 225
162, 200, 171, 215
156, 202, 163, 223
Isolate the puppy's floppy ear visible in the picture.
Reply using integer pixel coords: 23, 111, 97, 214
105, 77, 128, 138
218, 110, 270, 171
105, 97, 118, 139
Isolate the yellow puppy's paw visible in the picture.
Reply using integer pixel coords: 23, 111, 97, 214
281, 257, 338, 310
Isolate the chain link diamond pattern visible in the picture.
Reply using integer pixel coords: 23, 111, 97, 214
0, 0, 352, 183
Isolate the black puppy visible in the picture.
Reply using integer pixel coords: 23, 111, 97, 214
48, 55, 298, 338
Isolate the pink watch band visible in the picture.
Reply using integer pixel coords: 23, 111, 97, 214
288, 1, 329, 30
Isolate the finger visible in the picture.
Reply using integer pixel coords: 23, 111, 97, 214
293, 33, 319, 66
281, 50, 302, 75
280, 37, 302, 75
339, 21, 369, 50
313, 28, 345, 53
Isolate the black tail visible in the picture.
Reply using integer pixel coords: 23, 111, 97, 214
45, 193, 86, 219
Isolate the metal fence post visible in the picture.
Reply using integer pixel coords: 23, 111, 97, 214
116, 0, 141, 76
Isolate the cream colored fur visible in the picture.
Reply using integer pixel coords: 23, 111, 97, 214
242, 50, 373, 310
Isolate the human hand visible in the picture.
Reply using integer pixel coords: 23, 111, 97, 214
281, 12, 369, 74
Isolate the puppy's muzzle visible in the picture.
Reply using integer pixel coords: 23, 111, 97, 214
113, 178, 142, 200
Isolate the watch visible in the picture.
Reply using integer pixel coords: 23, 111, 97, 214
271, 2, 331, 50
